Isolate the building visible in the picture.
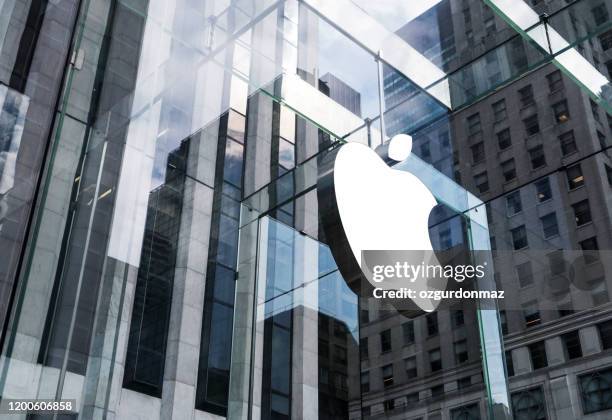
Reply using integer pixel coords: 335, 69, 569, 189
0, 0, 611, 419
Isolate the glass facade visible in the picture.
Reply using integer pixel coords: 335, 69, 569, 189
0, 0, 612, 419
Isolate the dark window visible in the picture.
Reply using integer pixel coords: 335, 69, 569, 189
361, 371, 370, 393
453, 310, 465, 327
497, 128, 512, 149
420, 142, 431, 160
405, 356, 417, 378
529, 145, 546, 169
541, 213, 559, 238
360, 337, 368, 360
559, 131, 577, 155
278, 138, 295, 172
591, 99, 601, 123
511, 387, 546, 420
506, 350, 514, 376
493, 99, 507, 121
360, 308, 369, 324
383, 399, 395, 413
599, 30, 612, 50
547, 70, 563, 92
467, 113, 481, 135
524, 115, 540, 136
506, 191, 522, 215
598, 320, 612, 349
450, 403, 480, 420
427, 313, 439, 336
455, 340, 468, 364
548, 250, 566, 275
474, 172, 489, 193
580, 236, 600, 264
430, 348, 442, 372
562, 331, 583, 360
501, 158, 517, 182
592, 4, 610, 25
517, 261, 534, 287
501, 310, 509, 335
382, 364, 394, 388
579, 367, 612, 414
403, 321, 415, 345
529, 341, 548, 369
471, 142, 485, 163
598, 131, 607, 149
431, 384, 445, 398
380, 329, 392, 352
567, 164, 584, 189
552, 100, 570, 123
406, 392, 419, 404
519, 85, 534, 107
458, 376, 472, 390
535, 178, 552, 202
511, 225, 528, 250
573, 200, 592, 226
524, 302, 541, 327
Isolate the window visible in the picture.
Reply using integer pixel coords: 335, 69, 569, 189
405, 357, 417, 378
360, 308, 369, 324
607, 164, 612, 186
380, 329, 392, 352
458, 376, 472, 390
567, 164, 584, 189
519, 85, 534, 106
511, 387, 546, 420
474, 172, 489, 193
492, 99, 507, 121
403, 321, 415, 345
559, 131, 577, 155
562, 331, 582, 360
362, 406, 371, 417
360, 337, 369, 360
420, 142, 431, 160
452, 310, 465, 327
506, 191, 522, 215
505, 351, 516, 379
540, 213, 559, 238
599, 30, 612, 50
406, 392, 419, 404
529, 145, 546, 169
547, 70, 563, 92
501, 310, 509, 335
501, 158, 517, 182
278, 138, 295, 172
535, 178, 552, 202
579, 367, 612, 414
383, 398, 395, 413
382, 364, 394, 388
598, 130, 607, 149
580, 236, 600, 264
471, 142, 485, 163
485, 16, 496, 35
591, 99, 601, 123
592, 4, 610, 25
598, 319, 612, 349
431, 384, 445, 398
524, 115, 540, 136
361, 371, 370, 393
497, 128, 511, 150
516, 261, 534, 287
455, 340, 468, 364
552, 100, 570, 123
511, 225, 528, 250
427, 313, 439, 336
548, 250, 566, 276
529, 341, 548, 369
450, 403, 480, 420
573, 200, 592, 226
524, 304, 541, 328
467, 113, 481, 135
429, 348, 442, 372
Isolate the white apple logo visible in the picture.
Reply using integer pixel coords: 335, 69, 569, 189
318, 134, 445, 313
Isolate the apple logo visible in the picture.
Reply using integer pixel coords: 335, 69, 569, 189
318, 134, 446, 314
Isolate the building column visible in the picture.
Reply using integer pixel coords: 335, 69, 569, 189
580, 325, 602, 356
512, 347, 532, 375
545, 336, 565, 366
